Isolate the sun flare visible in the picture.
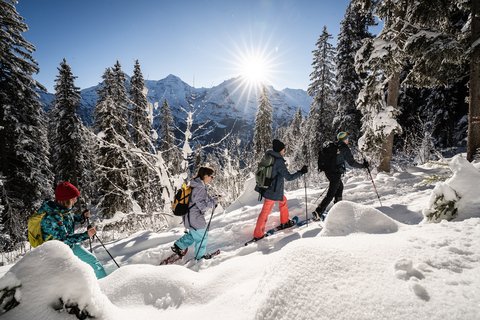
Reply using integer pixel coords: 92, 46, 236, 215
241, 56, 269, 84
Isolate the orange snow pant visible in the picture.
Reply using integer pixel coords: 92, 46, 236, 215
253, 195, 290, 239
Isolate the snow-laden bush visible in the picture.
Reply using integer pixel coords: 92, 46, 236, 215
0, 241, 113, 319
423, 155, 480, 222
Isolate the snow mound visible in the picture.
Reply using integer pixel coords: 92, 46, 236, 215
423, 155, 480, 222
0, 241, 114, 319
322, 201, 400, 236
225, 176, 259, 213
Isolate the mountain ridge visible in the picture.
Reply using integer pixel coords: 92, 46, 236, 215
37, 74, 313, 139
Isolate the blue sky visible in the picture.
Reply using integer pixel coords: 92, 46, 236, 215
16, 0, 380, 93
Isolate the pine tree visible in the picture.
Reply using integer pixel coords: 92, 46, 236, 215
49, 58, 94, 214
159, 98, 180, 174
355, 0, 476, 166
192, 141, 205, 174
253, 85, 274, 162
0, 0, 52, 248
128, 60, 156, 213
93, 65, 133, 218
308, 26, 337, 160
334, 2, 375, 143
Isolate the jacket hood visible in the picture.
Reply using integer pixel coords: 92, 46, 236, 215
190, 177, 205, 188
266, 149, 284, 159
38, 199, 71, 214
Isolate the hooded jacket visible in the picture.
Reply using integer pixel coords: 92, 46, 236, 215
335, 141, 365, 174
183, 177, 218, 230
39, 200, 89, 249
254, 150, 302, 201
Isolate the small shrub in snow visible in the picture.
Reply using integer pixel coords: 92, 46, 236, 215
426, 191, 459, 221
423, 155, 480, 222
0, 284, 21, 315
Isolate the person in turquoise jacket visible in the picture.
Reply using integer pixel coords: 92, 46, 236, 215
40, 182, 107, 279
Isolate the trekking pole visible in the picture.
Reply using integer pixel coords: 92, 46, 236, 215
82, 209, 93, 253
304, 174, 308, 227
87, 218, 120, 268
364, 160, 383, 207
195, 204, 217, 260
313, 186, 329, 204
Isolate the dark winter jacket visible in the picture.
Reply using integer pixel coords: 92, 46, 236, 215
39, 200, 89, 249
183, 177, 218, 230
254, 150, 302, 201
335, 141, 365, 174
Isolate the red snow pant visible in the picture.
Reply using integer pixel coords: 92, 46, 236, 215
253, 195, 290, 239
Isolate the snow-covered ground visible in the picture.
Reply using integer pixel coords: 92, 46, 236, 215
1, 155, 479, 319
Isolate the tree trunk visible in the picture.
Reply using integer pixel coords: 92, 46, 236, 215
378, 72, 400, 173
468, 0, 480, 161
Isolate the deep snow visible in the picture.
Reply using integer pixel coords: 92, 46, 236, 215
1, 155, 479, 320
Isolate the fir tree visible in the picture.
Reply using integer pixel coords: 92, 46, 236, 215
49, 58, 94, 214
334, 2, 375, 143
0, 0, 52, 248
93, 65, 133, 218
128, 60, 156, 213
355, 0, 476, 166
159, 98, 180, 174
253, 85, 274, 162
307, 26, 337, 160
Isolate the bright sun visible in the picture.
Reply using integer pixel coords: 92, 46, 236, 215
242, 56, 268, 84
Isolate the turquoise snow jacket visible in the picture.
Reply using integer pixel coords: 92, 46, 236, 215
39, 200, 89, 249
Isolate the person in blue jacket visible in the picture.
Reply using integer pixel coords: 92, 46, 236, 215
39, 182, 107, 279
171, 166, 221, 260
253, 139, 308, 240
312, 132, 368, 220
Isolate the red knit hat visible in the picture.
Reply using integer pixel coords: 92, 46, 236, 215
55, 182, 80, 201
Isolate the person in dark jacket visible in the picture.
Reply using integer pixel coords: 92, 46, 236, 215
40, 182, 107, 279
171, 166, 221, 260
312, 132, 368, 220
253, 139, 308, 240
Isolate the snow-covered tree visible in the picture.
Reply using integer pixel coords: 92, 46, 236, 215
93, 65, 133, 218
192, 141, 205, 174
355, 0, 476, 167
159, 98, 181, 174
128, 60, 157, 213
0, 0, 52, 248
49, 58, 94, 214
253, 85, 274, 162
307, 26, 337, 160
334, 2, 375, 143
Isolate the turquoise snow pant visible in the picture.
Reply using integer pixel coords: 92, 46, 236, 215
72, 244, 107, 279
174, 227, 208, 259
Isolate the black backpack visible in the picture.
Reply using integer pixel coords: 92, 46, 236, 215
318, 141, 339, 172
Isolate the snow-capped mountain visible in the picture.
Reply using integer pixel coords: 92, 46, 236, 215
37, 74, 312, 139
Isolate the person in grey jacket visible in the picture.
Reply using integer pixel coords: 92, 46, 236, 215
171, 166, 221, 260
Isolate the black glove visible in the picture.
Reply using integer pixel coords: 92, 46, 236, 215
363, 159, 369, 169
300, 165, 308, 175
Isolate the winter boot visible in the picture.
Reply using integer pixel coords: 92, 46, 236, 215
279, 219, 296, 230
254, 234, 268, 241
200, 253, 213, 260
171, 244, 186, 257
312, 208, 325, 221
